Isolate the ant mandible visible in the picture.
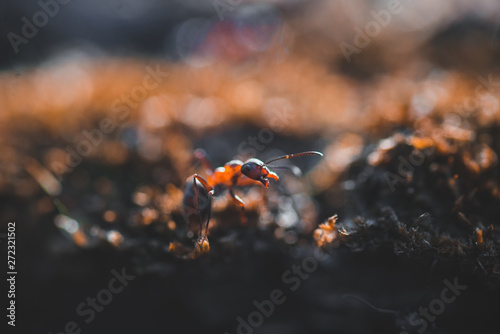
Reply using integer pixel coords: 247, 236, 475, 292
170, 149, 323, 259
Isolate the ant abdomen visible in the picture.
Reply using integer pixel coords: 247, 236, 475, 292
182, 178, 212, 234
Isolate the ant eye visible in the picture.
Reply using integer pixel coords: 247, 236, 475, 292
241, 164, 251, 174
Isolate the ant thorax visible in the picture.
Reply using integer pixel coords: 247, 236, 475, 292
211, 160, 244, 188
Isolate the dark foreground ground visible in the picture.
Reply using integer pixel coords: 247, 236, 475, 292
1, 120, 500, 334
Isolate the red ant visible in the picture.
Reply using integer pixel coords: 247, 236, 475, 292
169, 149, 323, 259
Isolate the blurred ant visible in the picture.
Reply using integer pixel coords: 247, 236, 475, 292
170, 149, 323, 259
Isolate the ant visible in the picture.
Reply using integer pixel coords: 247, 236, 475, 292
169, 149, 323, 259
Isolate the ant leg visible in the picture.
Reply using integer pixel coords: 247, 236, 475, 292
191, 174, 214, 235
204, 205, 212, 236
191, 176, 203, 233
229, 188, 247, 226
191, 174, 214, 195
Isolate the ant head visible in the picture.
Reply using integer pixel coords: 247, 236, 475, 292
241, 151, 323, 188
241, 158, 279, 188
240, 158, 273, 187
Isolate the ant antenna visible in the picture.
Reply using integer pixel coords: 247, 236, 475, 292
266, 165, 302, 177
264, 151, 323, 165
